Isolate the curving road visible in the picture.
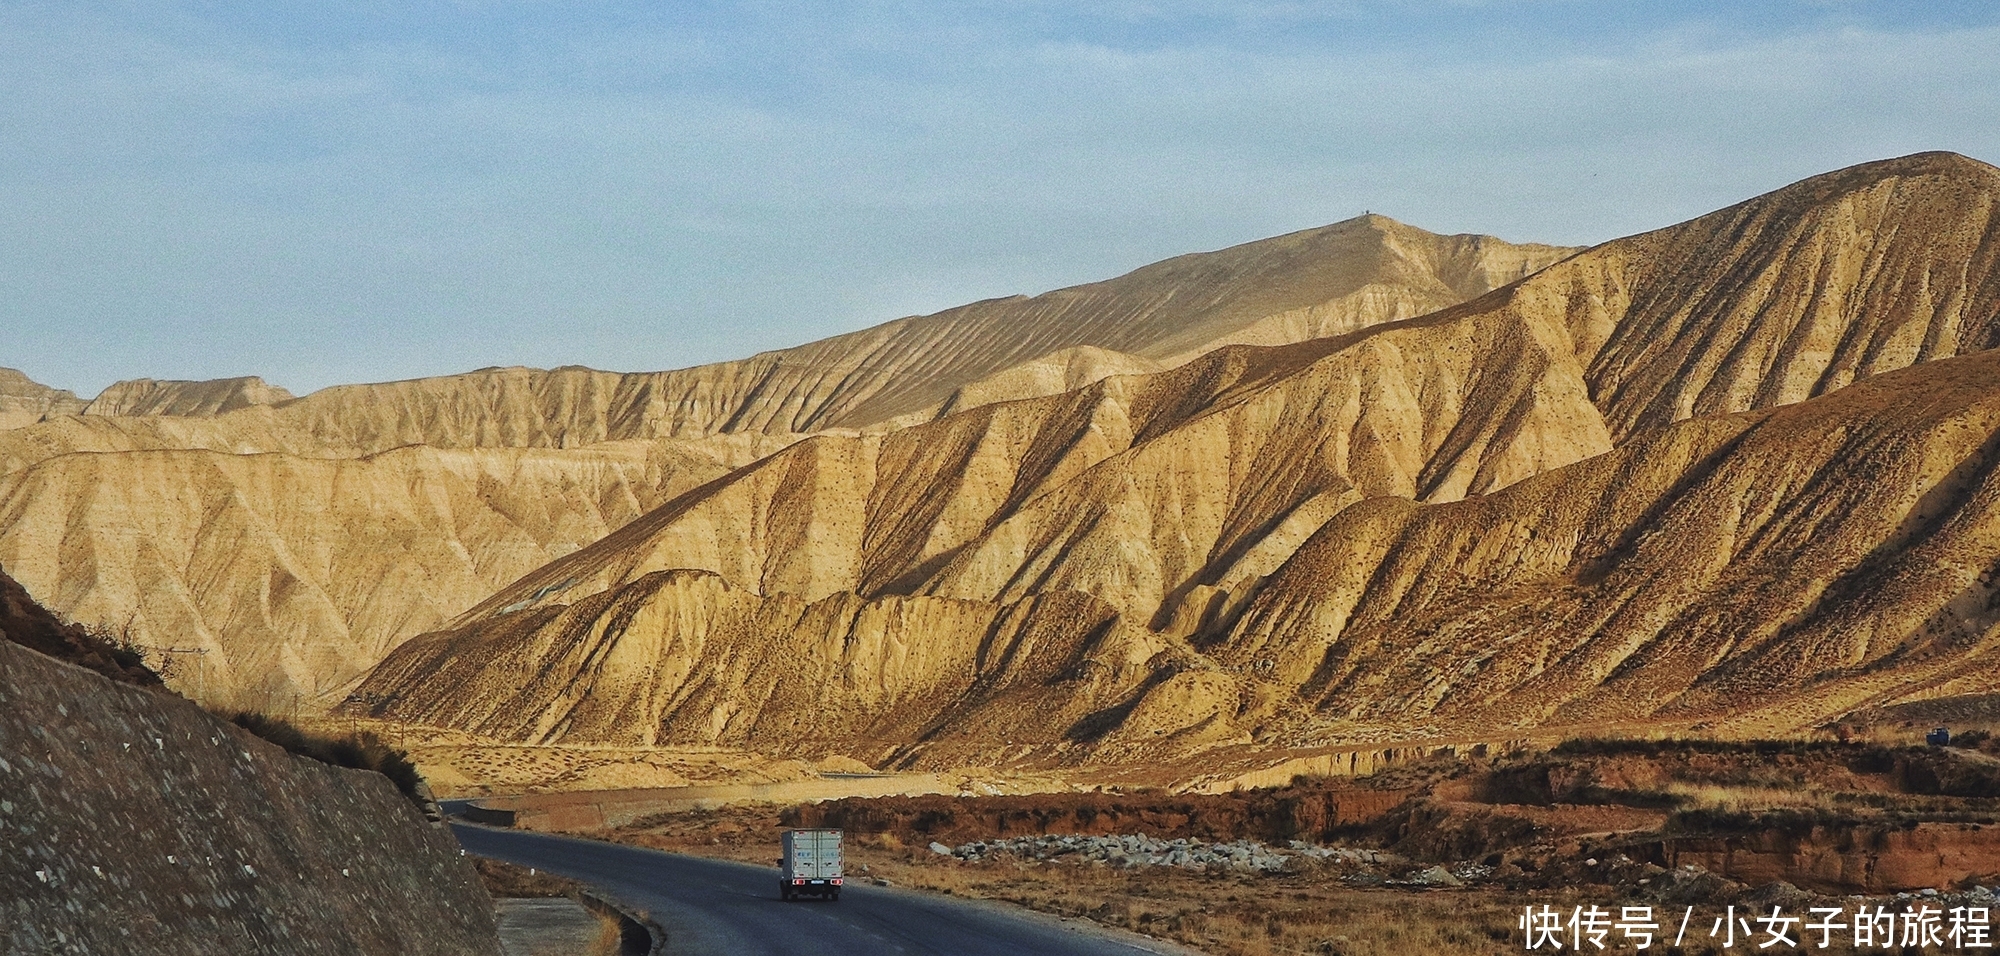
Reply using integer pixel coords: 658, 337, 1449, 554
452, 822, 1200, 956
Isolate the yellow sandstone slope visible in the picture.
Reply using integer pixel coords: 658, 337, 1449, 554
0, 441, 731, 708
456, 296, 1612, 630
355, 343, 2000, 767
1218, 346, 2000, 743
0, 216, 1553, 707
439, 152, 2000, 636
353, 152, 2000, 761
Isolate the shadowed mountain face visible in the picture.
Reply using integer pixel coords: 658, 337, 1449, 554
0, 217, 1558, 707
352, 152, 2000, 764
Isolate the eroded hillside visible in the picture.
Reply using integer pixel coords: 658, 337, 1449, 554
244, 214, 1565, 443
458, 154, 2000, 629
82, 376, 296, 417
2, 215, 1567, 465
1216, 346, 2000, 742
454, 292, 1613, 632
1450, 150, 2000, 439
352, 152, 2000, 768
0, 217, 1557, 706
357, 345, 2000, 770
0, 441, 732, 707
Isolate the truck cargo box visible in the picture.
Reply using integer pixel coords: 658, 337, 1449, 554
780, 828, 843, 900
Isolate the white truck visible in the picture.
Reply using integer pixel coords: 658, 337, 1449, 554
779, 828, 843, 901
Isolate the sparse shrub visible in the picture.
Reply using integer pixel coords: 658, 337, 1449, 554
1552, 736, 1839, 759
1665, 806, 1864, 836
472, 857, 582, 898
95, 626, 153, 674
0, 568, 163, 688
222, 710, 426, 805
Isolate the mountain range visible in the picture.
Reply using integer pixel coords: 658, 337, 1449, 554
1, 213, 1570, 708
352, 151, 2000, 767
5, 151, 1996, 776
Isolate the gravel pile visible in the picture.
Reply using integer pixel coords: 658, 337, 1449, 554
928, 834, 1392, 873
1892, 884, 2000, 909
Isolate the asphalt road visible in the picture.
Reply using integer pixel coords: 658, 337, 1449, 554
453, 823, 1199, 956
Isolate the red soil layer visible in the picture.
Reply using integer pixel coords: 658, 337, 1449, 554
1653, 823, 2000, 893
785, 785, 1420, 845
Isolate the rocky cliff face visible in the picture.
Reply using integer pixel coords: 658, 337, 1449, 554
0, 637, 498, 955
352, 152, 2000, 765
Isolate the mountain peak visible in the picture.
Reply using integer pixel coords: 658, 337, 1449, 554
83, 376, 295, 418
0, 368, 86, 431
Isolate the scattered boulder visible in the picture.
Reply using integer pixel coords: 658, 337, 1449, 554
1407, 866, 1463, 887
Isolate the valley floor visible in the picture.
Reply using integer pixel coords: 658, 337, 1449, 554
508, 733, 2000, 956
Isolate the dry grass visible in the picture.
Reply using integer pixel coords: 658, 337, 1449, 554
473, 857, 586, 898
582, 913, 626, 956
1655, 783, 1836, 812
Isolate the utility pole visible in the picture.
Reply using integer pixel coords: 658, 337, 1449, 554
154, 647, 211, 702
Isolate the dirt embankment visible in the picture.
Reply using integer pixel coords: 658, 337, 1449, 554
1652, 823, 2000, 893
1389, 742, 2000, 894
0, 637, 499, 955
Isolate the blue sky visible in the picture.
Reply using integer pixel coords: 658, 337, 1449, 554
4, 1, 1998, 396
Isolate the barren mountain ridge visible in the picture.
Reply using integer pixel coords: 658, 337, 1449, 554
353, 152, 2000, 767
0, 216, 1559, 705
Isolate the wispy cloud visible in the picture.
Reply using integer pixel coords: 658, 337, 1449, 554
2, 2, 1996, 394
